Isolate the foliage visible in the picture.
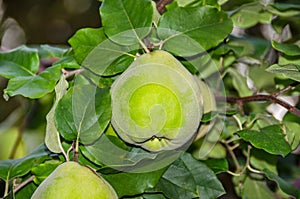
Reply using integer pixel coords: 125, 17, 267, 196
0, 0, 300, 198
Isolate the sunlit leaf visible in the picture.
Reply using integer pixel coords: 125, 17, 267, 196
272, 41, 300, 56
100, 0, 153, 45
45, 75, 68, 153
0, 46, 39, 78
231, 2, 272, 28
69, 27, 136, 76
54, 82, 111, 144
266, 64, 300, 82
158, 6, 232, 56
4, 64, 61, 98
31, 160, 61, 185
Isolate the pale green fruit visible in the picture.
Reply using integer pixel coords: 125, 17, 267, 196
0, 127, 26, 160
194, 78, 217, 140
111, 50, 203, 152
31, 161, 118, 199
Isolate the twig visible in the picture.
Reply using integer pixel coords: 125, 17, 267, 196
62, 68, 85, 78
13, 175, 35, 194
216, 94, 300, 117
222, 140, 241, 172
156, 0, 173, 14
272, 82, 299, 97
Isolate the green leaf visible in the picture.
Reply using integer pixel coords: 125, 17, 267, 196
100, 0, 153, 45
264, 168, 300, 198
68, 28, 106, 64
173, 0, 220, 8
203, 158, 229, 174
236, 125, 291, 156
266, 64, 300, 82
231, 2, 273, 28
45, 75, 68, 153
272, 41, 300, 56
101, 53, 135, 76
31, 160, 61, 185
102, 168, 166, 198
225, 68, 253, 97
15, 181, 37, 199
201, 111, 218, 123
268, 3, 300, 17
54, 82, 112, 144
0, 46, 39, 78
54, 87, 77, 141
157, 6, 232, 56
123, 193, 167, 199
38, 45, 68, 59
53, 55, 81, 69
249, 148, 277, 174
0, 145, 49, 181
154, 153, 225, 199
284, 121, 300, 150
235, 174, 277, 199
0, 45, 63, 98
4, 64, 62, 98
69, 27, 136, 76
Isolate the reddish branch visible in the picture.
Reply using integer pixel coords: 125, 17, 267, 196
156, 0, 172, 14
216, 94, 300, 118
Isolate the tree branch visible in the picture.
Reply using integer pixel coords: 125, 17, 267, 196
156, 0, 172, 14
13, 175, 35, 194
216, 94, 300, 117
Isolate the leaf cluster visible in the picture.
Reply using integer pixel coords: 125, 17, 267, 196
0, 0, 300, 198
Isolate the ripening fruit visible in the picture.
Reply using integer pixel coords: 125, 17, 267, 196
110, 50, 203, 152
31, 161, 118, 199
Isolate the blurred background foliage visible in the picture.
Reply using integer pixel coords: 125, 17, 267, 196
0, 0, 101, 160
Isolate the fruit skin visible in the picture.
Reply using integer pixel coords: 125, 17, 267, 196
111, 50, 203, 152
31, 161, 118, 199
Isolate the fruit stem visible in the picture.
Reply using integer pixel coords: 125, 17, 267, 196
139, 39, 150, 54
74, 139, 79, 162
58, 136, 69, 162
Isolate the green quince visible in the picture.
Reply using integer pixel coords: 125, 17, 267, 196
31, 161, 118, 199
110, 50, 204, 152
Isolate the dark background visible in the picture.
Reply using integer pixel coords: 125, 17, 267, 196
2, 0, 101, 45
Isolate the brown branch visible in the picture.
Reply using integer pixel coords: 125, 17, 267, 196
216, 94, 300, 118
156, 0, 172, 14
